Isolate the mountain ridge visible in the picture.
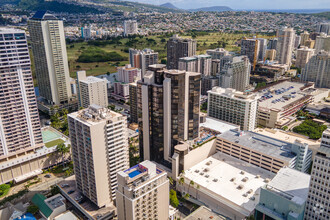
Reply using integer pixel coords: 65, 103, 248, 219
160, 2, 179, 10
189, 6, 233, 12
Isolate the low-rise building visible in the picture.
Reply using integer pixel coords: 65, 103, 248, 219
176, 152, 275, 220
255, 167, 310, 220
32, 194, 66, 220
216, 129, 313, 173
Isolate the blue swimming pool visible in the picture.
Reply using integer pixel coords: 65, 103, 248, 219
128, 170, 142, 178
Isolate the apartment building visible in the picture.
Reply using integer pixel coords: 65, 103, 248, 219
68, 105, 129, 207
129, 48, 158, 77
129, 82, 138, 123
124, 20, 138, 36
301, 51, 330, 89
241, 38, 260, 70
206, 48, 229, 59
295, 46, 315, 69
315, 33, 330, 53
219, 56, 251, 92
316, 23, 330, 35
304, 129, 330, 220
167, 35, 196, 70
137, 65, 201, 166
276, 27, 295, 65
300, 31, 310, 47
216, 130, 313, 173
76, 71, 108, 108
113, 64, 141, 101
178, 54, 212, 76
28, 11, 72, 105
0, 28, 58, 184
116, 161, 169, 220
207, 87, 259, 131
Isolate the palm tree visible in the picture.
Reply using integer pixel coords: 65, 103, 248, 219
56, 143, 70, 167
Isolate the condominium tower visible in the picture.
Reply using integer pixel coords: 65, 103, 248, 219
295, 47, 315, 69
137, 65, 201, 166
68, 105, 129, 207
124, 20, 138, 36
316, 23, 330, 35
76, 71, 108, 108
241, 38, 259, 70
276, 27, 295, 65
219, 56, 251, 92
178, 54, 212, 76
315, 33, 330, 53
0, 28, 50, 184
116, 161, 169, 220
129, 48, 158, 77
28, 11, 72, 105
304, 129, 330, 219
207, 87, 259, 131
301, 51, 330, 88
167, 35, 196, 70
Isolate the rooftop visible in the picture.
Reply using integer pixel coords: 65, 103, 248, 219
266, 167, 310, 205
80, 76, 106, 84
45, 194, 65, 210
0, 28, 25, 33
200, 117, 239, 134
209, 87, 259, 102
183, 152, 275, 214
184, 206, 226, 220
256, 81, 311, 111
218, 130, 298, 162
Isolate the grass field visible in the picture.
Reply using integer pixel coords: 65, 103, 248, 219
45, 139, 65, 148
64, 32, 274, 78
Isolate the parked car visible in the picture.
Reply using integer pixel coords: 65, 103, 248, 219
68, 190, 75, 194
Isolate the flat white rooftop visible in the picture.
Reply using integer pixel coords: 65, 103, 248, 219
266, 167, 310, 205
80, 76, 106, 84
183, 152, 275, 214
200, 117, 239, 134
257, 81, 308, 111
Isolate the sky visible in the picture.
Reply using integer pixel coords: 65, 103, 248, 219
129, 0, 330, 10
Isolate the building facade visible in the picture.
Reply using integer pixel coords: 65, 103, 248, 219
304, 129, 330, 220
301, 51, 330, 89
116, 161, 169, 220
0, 28, 49, 184
28, 11, 72, 105
137, 65, 201, 167
296, 46, 315, 69
167, 35, 196, 70
315, 33, 330, 53
276, 28, 295, 66
219, 56, 251, 92
129, 82, 138, 123
76, 71, 108, 108
241, 38, 260, 70
68, 105, 129, 208
124, 20, 138, 36
129, 48, 158, 77
207, 87, 259, 131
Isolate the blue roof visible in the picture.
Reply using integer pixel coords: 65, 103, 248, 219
32, 11, 47, 19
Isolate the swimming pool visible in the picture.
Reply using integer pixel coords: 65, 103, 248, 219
128, 170, 142, 178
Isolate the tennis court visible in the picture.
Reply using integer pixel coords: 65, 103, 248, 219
42, 128, 62, 143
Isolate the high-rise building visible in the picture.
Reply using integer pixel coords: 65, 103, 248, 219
68, 105, 129, 208
137, 65, 201, 166
241, 38, 260, 70
219, 56, 251, 92
28, 11, 72, 105
300, 31, 310, 46
178, 54, 212, 76
301, 51, 330, 88
207, 87, 259, 131
76, 71, 108, 108
276, 27, 295, 65
129, 48, 158, 77
206, 48, 229, 59
258, 38, 268, 61
116, 160, 169, 220
305, 39, 315, 49
265, 49, 276, 61
113, 64, 141, 101
0, 28, 56, 184
295, 46, 315, 69
294, 35, 301, 48
267, 38, 278, 50
211, 59, 221, 75
129, 82, 138, 123
167, 35, 196, 70
316, 23, 330, 35
82, 27, 91, 39
304, 129, 330, 220
124, 20, 138, 36
315, 33, 330, 53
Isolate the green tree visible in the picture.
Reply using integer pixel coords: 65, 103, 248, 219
50, 185, 60, 196
56, 143, 70, 167
170, 189, 179, 208
27, 205, 39, 214
0, 184, 10, 197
